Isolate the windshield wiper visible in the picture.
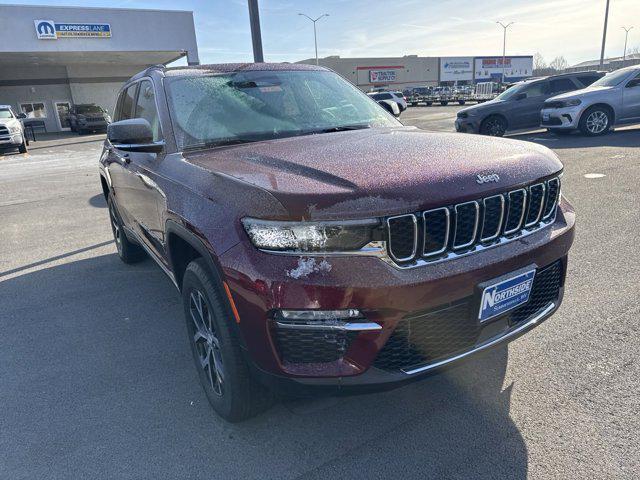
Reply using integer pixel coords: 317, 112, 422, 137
183, 138, 257, 151
316, 124, 372, 133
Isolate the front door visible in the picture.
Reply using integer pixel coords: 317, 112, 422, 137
509, 81, 549, 130
621, 73, 640, 122
54, 102, 72, 131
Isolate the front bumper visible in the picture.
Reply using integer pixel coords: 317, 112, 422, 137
455, 117, 480, 133
540, 106, 582, 129
219, 199, 575, 393
0, 131, 24, 147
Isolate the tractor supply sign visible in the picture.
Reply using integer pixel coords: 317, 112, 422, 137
474, 56, 533, 81
369, 70, 397, 83
440, 57, 473, 82
34, 20, 111, 39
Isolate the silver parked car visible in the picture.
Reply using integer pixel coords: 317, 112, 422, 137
541, 65, 640, 136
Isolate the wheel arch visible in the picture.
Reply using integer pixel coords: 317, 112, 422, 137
480, 113, 509, 132
580, 103, 616, 125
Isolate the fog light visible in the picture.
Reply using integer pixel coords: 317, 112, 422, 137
274, 309, 381, 331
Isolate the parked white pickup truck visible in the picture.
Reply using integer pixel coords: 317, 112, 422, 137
0, 105, 28, 153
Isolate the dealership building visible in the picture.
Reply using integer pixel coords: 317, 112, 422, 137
299, 55, 533, 91
0, 4, 199, 133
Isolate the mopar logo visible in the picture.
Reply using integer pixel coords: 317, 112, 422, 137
476, 173, 500, 184
34, 20, 57, 39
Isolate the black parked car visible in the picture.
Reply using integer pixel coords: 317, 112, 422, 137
69, 104, 112, 134
455, 71, 605, 136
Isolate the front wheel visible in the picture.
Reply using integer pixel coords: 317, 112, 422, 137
440, 101, 449, 106
579, 106, 612, 136
480, 115, 507, 136
182, 259, 273, 422
458, 100, 466, 105
18, 139, 28, 153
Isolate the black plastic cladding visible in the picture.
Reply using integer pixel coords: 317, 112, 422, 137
387, 177, 561, 265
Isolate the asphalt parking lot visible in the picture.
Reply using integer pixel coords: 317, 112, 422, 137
1, 107, 638, 479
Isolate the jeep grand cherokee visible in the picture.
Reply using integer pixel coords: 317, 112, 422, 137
99, 63, 575, 422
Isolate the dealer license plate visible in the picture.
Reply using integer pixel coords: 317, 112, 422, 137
479, 269, 536, 323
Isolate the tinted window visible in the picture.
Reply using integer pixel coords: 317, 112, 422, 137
117, 84, 137, 121
519, 82, 547, 98
135, 80, 162, 141
576, 74, 601, 87
548, 78, 576, 94
375, 93, 393, 100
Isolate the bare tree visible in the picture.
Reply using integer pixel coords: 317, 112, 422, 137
534, 52, 547, 70
549, 56, 568, 72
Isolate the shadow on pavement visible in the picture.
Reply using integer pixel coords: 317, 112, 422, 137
89, 193, 107, 208
0, 254, 528, 479
509, 127, 640, 150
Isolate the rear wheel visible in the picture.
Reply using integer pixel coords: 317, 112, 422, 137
440, 101, 449, 106
480, 115, 507, 137
18, 139, 27, 153
579, 106, 612, 136
458, 100, 466, 105
107, 194, 146, 264
182, 258, 273, 422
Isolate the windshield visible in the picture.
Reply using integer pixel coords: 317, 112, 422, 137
76, 105, 105, 115
590, 68, 637, 87
0, 109, 14, 119
165, 70, 399, 150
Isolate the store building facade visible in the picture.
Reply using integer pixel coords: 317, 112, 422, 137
0, 4, 199, 132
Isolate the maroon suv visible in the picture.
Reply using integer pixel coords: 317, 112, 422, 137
99, 63, 575, 421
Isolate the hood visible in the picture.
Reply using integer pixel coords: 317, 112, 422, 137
0, 117, 20, 128
185, 127, 562, 221
548, 85, 614, 102
458, 98, 503, 115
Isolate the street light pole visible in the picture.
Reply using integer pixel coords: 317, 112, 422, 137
599, 0, 610, 69
298, 13, 329, 65
248, 0, 264, 62
622, 26, 633, 67
496, 21, 514, 84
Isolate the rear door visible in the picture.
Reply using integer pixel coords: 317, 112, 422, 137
620, 72, 640, 122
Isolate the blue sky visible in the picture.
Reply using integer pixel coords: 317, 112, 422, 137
5, 0, 640, 66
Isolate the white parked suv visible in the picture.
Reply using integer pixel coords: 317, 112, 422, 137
541, 65, 640, 136
367, 91, 407, 111
0, 105, 28, 153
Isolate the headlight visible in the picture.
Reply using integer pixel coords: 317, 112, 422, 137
242, 218, 380, 252
467, 110, 478, 117
562, 99, 582, 107
9, 125, 21, 133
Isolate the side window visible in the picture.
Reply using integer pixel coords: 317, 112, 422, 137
117, 84, 137, 121
378, 93, 393, 100
134, 80, 162, 141
548, 78, 577, 94
521, 82, 547, 98
576, 75, 601, 87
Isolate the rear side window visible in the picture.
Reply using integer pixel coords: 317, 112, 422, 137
117, 84, 137, 121
548, 78, 577, 94
376, 93, 393, 100
135, 80, 162, 141
576, 74, 601, 87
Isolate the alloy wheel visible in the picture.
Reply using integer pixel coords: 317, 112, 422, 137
189, 290, 224, 396
585, 110, 608, 134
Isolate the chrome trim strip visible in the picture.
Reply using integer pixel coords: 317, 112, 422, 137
259, 241, 387, 258
422, 207, 450, 257
525, 183, 546, 227
401, 302, 556, 375
275, 321, 383, 332
122, 225, 179, 290
504, 189, 527, 235
452, 201, 479, 249
386, 214, 418, 262
480, 195, 505, 242
542, 178, 560, 221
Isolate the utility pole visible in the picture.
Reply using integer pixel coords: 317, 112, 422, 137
298, 13, 329, 65
599, 0, 610, 69
622, 26, 633, 67
248, 0, 264, 62
496, 21, 514, 84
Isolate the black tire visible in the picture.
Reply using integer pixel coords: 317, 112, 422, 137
18, 140, 27, 153
411, 102, 417, 107
480, 115, 508, 137
107, 194, 146, 264
426, 101, 433, 106
548, 128, 573, 136
579, 105, 612, 136
440, 101, 449, 106
182, 258, 273, 422
458, 100, 466, 105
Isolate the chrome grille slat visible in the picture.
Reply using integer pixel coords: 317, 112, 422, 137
385, 176, 561, 267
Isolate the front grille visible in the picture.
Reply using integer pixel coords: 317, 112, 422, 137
374, 260, 563, 372
541, 117, 562, 126
0, 126, 9, 135
386, 177, 560, 266
272, 327, 357, 364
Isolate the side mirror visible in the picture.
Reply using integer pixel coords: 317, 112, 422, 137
107, 118, 164, 153
17, 112, 27, 119
626, 78, 640, 88
514, 92, 527, 101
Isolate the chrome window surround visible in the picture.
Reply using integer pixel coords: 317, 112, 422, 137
422, 207, 450, 257
452, 201, 480, 250
386, 214, 418, 263
504, 189, 527, 235
525, 183, 546, 227
480, 195, 505, 242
